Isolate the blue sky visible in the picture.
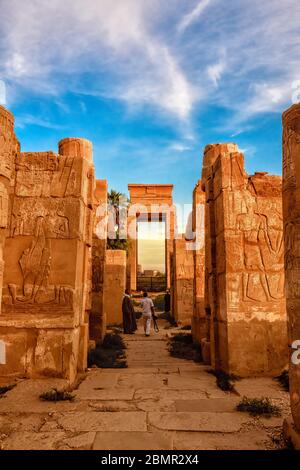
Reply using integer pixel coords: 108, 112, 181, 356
1, 0, 299, 209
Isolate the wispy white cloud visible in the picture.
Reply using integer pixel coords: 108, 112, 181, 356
177, 0, 213, 34
15, 114, 68, 130
0, 0, 197, 121
169, 142, 192, 152
1, 0, 300, 134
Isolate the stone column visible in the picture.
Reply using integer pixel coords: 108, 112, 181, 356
0, 106, 18, 313
173, 237, 194, 326
90, 179, 108, 342
127, 212, 137, 291
103, 250, 126, 325
282, 104, 300, 445
0, 136, 95, 383
191, 180, 206, 344
202, 143, 288, 376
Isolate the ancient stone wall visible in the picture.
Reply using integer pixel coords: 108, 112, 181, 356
103, 250, 126, 325
90, 180, 107, 342
282, 104, 300, 438
191, 180, 206, 344
0, 106, 19, 314
202, 143, 288, 376
0, 132, 95, 383
173, 237, 194, 326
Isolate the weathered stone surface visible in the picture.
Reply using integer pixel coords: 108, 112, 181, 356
2, 431, 66, 450
90, 180, 107, 342
191, 181, 206, 343
148, 411, 250, 432
173, 430, 271, 450
58, 411, 147, 432
0, 114, 95, 383
172, 237, 194, 326
59, 432, 96, 450
0, 106, 19, 316
103, 250, 126, 325
174, 398, 240, 413
234, 378, 288, 399
282, 104, 300, 434
93, 431, 173, 450
76, 388, 135, 401
201, 143, 288, 377
134, 389, 208, 401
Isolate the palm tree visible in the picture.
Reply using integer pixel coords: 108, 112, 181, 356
107, 189, 129, 251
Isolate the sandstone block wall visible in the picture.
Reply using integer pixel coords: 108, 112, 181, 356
90, 180, 107, 342
103, 250, 126, 325
202, 143, 288, 377
191, 180, 206, 344
283, 104, 300, 435
173, 237, 194, 326
0, 121, 95, 383
0, 106, 19, 314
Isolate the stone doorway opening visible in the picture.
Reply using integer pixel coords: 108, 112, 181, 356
136, 214, 167, 292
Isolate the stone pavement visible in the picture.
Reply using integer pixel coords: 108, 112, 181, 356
0, 318, 291, 450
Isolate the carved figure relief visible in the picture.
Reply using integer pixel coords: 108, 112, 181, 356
6, 216, 74, 307
237, 192, 284, 302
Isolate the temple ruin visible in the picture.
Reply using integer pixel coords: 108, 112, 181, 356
0, 102, 299, 447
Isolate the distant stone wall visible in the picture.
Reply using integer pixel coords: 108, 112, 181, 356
283, 104, 300, 437
172, 237, 194, 326
191, 180, 206, 344
202, 143, 288, 377
103, 250, 126, 325
0, 121, 95, 383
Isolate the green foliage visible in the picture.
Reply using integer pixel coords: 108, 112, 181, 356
0, 384, 16, 396
168, 333, 202, 363
88, 333, 127, 369
107, 189, 129, 251
236, 397, 281, 417
274, 370, 289, 392
39, 388, 75, 402
102, 333, 126, 350
207, 369, 240, 392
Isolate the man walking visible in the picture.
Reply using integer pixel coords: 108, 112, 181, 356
140, 292, 155, 337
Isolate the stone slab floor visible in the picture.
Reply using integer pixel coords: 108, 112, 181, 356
0, 317, 291, 450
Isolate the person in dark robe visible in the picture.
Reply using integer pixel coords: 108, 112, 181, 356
122, 289, 137, 334
164, 290, 171, 314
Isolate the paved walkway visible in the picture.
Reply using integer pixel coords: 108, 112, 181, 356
0, 318, 291, 450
